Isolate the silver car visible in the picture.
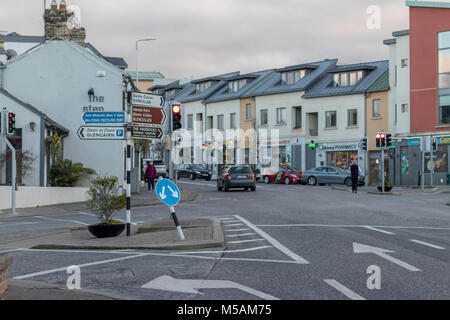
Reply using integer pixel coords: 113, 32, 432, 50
301, 166, 364, 186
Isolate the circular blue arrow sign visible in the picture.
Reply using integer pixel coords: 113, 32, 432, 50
155, 179, 181, 206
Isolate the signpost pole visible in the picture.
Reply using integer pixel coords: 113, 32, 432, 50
381, 148, 385, 194
169, 101, 174, 180
126, 100, 132, 237
169, 206, 185, 240
421, 137, 425, 192
2, 108, 16, 215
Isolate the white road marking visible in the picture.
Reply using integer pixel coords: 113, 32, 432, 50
170, 246, 272, 255
324, 279, 366, 300
410, 239, 445, 250
14, 253, 148, 280
12, 248, 142, 255
364, 226, 396, 235
234, 215, 310, 264
224, 223, 245, 227
256, 223, 450, 230
225, 228, 251, 232
33, 215, 88, 226
227, 239, 266, 244
0, 222, 41, 227
226, 233, 258, 238
0, 248, 24, 254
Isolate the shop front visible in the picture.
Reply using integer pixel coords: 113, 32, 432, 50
316, 142, 365, 173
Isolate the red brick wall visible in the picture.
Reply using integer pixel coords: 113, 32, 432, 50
410, 6, 450, 133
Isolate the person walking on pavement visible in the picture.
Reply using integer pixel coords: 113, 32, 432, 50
145, 161, 157, 192
350, 161, 360, 194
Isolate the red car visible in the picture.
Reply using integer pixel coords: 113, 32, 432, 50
262, 166, 304, 185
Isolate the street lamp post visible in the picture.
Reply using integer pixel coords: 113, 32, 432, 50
135, 38, 156, 91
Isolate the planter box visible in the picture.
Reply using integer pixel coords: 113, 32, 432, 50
0, 254, 13, 300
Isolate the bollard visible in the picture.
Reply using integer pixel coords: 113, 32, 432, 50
169, 206, 185, 240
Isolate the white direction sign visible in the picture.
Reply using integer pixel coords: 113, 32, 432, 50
131, 92, 165, 108
77, 126, 125, 140
353, 242, 421, 272
142, 275, 279, 300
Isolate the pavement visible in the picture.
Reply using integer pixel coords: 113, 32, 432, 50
331, 184, 450, 195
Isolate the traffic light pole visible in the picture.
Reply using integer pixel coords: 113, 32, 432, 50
2, 108, 16, 215
381, 148, 385, 194
169, 101, 173, 180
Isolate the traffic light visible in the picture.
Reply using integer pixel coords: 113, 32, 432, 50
309, 140, 316, 150
8, 112, 16, 135
172, 104, 182, 131
380, 133, 386, 148
376, 133, 381, 148
432, 138, 438, 151
386, 133, 392, 149
361, 137, 368, 151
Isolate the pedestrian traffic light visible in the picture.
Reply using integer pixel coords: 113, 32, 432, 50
376, 133, 381, 148
432, 138, 438, 151
8, 112, 16, 135
309, 140, 316, 150
361, 137, 368, 151
386, 133, 392, 149
172, 104, 182, 131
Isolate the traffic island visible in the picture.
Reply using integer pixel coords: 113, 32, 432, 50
0, 253, 13, 300
24, 218, 224, 251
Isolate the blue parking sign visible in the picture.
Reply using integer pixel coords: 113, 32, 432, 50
155, 179, 181, 206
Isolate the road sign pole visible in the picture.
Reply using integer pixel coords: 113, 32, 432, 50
421, 137, 425, 192
381, 148, 385, 194
126, 103, 132, 237
169, 206, 185, 240
169, 101, 174, 180
2, 108, 16, 215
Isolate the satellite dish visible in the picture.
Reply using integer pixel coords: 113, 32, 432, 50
6, 49, 17, 60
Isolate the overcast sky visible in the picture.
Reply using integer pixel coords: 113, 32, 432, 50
0, 0, 440, 79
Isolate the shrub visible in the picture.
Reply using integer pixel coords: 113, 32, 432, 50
49, 159, 95, 187
86, 176, 126, 225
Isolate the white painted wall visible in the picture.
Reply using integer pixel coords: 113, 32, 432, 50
4, 42, 41, 56
0, 92, 42, 186
387, 35, 410, 135
0, 186, 89, 210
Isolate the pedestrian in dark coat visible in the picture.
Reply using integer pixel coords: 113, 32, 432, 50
350, 161, 360, 194
145, 161, 158, 192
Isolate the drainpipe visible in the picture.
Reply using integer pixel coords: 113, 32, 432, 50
364, 92, 369, 190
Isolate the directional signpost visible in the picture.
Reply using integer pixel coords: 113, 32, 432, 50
131, 106, 166, 127
77, 126, 125, 140
131, 92, 165, 108
155, 179, 184, 240
82, 111, 125, 124
131, 126, 164, 140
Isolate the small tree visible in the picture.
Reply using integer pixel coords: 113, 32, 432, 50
49, 159, 95, 187
86, 176, 126, 225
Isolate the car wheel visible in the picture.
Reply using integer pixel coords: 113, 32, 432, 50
284, 177, 290, 185
190, 173, 195, 180
251, 187, 256, 192
307, 176, 317, 186
345, 178, 352, 186
264, 176, 270, 184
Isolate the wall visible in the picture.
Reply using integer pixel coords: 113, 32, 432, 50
132, 80, 154, 93
0, 186, 89, 210
4, 41, 126, 182
410, 6, 450, 133
0, 254, 13, 300
367, 91, 389, 150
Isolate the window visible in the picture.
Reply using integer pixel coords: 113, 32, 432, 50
372, 99, 381, 118
401, 104, 408, 113
401, 59, 408, 68
228, 79, 248, 93
439, 96, 450, 124
230, 113, 237, 129
438, 31, 450, 124
280, 70, 306, 85
195, 81, 213, 93
207, 116, 213, 129
333, 71, 363, 87
294, 107, 302, 128
245, 103, 252, 120
261, 109, 268, 125
325, 111, 337, 128
347, 109, 358, 127
187, 114, 193, 129
276, 108, 286, 124
217, 114, 224, 130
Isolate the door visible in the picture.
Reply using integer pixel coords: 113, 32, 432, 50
325, 167, 341, 184
291, 145, 302, 171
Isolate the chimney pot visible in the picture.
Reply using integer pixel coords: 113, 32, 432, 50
60, 0, 67, 10
51, 0, 57, 10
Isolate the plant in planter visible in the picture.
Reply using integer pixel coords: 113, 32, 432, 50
86, 176, 127, 238
377, 179, 393, 192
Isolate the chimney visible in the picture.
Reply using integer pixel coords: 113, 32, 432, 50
50, 0, 57, 10
59, 0, 67, 10
44, 0, 86, 47
0, 40, 7, 65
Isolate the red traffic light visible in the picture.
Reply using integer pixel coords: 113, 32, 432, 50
380, 133, 385, 139
172, 104, 181, 113
376, 133, 381, 139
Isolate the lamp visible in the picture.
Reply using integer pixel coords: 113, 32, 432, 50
88, 88, 95, 97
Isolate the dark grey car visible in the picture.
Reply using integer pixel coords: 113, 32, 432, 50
301, 166, 365, 186
217, 166, 256, 192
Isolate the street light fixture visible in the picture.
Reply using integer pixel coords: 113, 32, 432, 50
136, 38, 156, 91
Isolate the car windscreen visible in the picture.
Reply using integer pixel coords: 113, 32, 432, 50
229, 167, 252, 174
284, 167, 299, 172
192, 164, 207, 170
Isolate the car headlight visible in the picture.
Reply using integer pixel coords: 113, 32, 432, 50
195, 171, 201, 174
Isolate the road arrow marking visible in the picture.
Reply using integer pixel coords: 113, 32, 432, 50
142, 275, 280, 300
353, 242, 421, 272
159, 186, 166, 200
167, 186, 179, 198
324, 279, 366, 300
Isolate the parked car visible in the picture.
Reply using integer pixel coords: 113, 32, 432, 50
177, 164, 212, 181
262, 166, 304, 185
301, 166, 365, 186
217, 165, 256, 192
143, 160, 167, 178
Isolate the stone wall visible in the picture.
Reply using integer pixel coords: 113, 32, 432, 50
0, 254, 13, 300
44, 9, 86, 47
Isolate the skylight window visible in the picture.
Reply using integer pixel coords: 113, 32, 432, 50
195, 81, 213, 93
280, 69, 306, 85
228, 79, 248, 93
332, 71, 364, 87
